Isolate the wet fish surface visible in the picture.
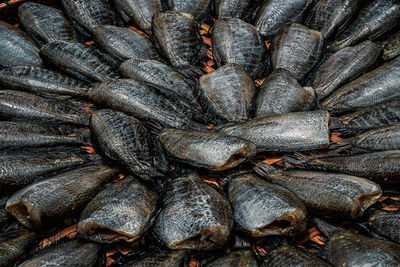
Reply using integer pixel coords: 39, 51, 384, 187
206, 250, 258, 267
166, 0, 212, 20
0, 229, 38, 267
214, 0, 262, 21
383, 31, 400, 61
120, 250, 188, 266
365, 209, 400, 244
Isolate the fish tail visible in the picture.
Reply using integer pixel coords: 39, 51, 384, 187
313, 217, 343, 238
253, 161, 279, 177
328, 137, 353, 152
329, 116, 344, 130
281, 152, 311, 168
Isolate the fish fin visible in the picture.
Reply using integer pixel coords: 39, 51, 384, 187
313, 217, 343, 238
281, 152, 311, 168
328, 138, 354, 153
175, 65, 205, 80
253, 161, 279, 177
329, 116, 345, 130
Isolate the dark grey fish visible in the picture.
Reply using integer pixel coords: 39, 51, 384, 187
255, 69, 315, 118
0, 21, 42, 69
121, 250, 188, 267
159, 129, 256, 171
212, 18, 269, 79
0, 90, 90, 126
270, 23, 323, 81
120, 58, 199, 107
383, 31, 400, 61
228, 173, 307, 237
77, 176, 157, 243
365, 209, 400, 244
255, 162, 382, 219
218, 110, 330, 152
90, 109, 168, 179
89, 79, 204, 130
307, 0, 361, 40
18, 240, 102, 267
40, 41, 119, 83
166, 0, 211, 20
6, 165, 117, 229
264, 245, 331, 267
214, 0, 262, 21
92, 25, 160, 61
198, 63, 256, 122
18, 2, 78, 46
321, 56, 400, 114
206, 250, 258, 267
154, 172, 233, 250
0, 229, 38, 267
0, 65, 92, 97
314, 41, 382, 100
254, 0, 314, 39
335, 0, 400, 49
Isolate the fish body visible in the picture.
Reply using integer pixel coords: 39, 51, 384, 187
366, 209, 400, 244
265, 245, 331, 267
121, 250, 188, 266
214, 0, 262, 21
0, 230, 38, 267
383, 31, 400, 61
206, 250, 258, 267
166, 0, 211, 20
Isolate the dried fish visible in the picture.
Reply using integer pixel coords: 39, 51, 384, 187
212, 18, 269, 79
121, 250, 188, 266
40, 41, 119, 83
255, 69, 315, 117
365, 209, 400, 244
159, 129, 256, 171
166, 0, 212, 20
383, 31, 400, 61
18, 2, 78, 46
0, 229, 38, 267
214, 0, 262, 21
228, 173, 307, 236
154, 172, 233, 250
270, 23, 323, 81
0, 21, 42, 69
6, 165, 117, 229
206, 250, 258, 267
264, 245, 331, 267
198, 63, 256, 122
218, 110, 330, 152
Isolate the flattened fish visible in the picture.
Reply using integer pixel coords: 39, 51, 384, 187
206, 250, 258, 267
212, 18, 268, 79
365, 209, 400, 244
264, 245, 331, 267
166, 0, 211, 20
0, 229, 38, 267
383, 31, 400, 61
255, 69, 315, 117
6, 165, 117, 229
228, 173, 307, 237
214, 0, 262, 21
154, 172, 233, 250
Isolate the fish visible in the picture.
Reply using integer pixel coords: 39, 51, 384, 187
255, 162, 382, 219
334, 0, 400, 49
159, 128, 256, 171
0, 229, 38, 267
364, 209, 400, 244
0, 65, 92, 98
91, 25, 160, 61
6, 165, 117, 229
60, 0, 117, 38
307, 0, 361, 40
218, 110, 330, 152
383, 31, 400, 61
0, 90, 91, 126
206, 250, 258, 267
212, 18, 269, 79
198, 63, 256, 122
77, 176, 157, 243
314, 218, 400, 266
90, 109, 168, 179
270, 23, 324, 81
112, 0, 163, 34
40, 41, 120, 83
254, 69, 316, 118
120, 250, 188, 266
89, 79, 204, 130
166, 0, 212, 20
18, 239, 102, 267
0, 21, 42, 69
254, 0, 314, 39
18, 2, 79, 46
228, 173, 307, 237
153, 172, 233, 250
214, 0, 262, 21
321, 56, 400, 114
120, 58, 200, 107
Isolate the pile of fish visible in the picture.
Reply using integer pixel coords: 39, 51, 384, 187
1, 0, 400, 266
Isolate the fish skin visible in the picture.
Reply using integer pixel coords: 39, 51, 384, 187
77, 176, 157, 244
198, 63, 256, 122
18, 2, 79, 46
0, 65, 92, 97
90, 109, 168, 179
214, 0, 262, 21
366, 209, 400, 244
212, 18, 269, 79
6, 165, 117, 229
307, 0, 361, 40
254, 0, 314, 39
0, 229, 38, 267
40, 41, 120, 83
159, 128, 256, 171
206, 250, 258, 267
0, 21, 42, 69
89, 79, 204, 130
121, 250, 188, 267
154, 172, 233, 250
18, 239, 102, 267
218, 110, 330, 152
166, 0, 211, 20
314, 41, 382, 100
120, 58, 200, 107
383, 31, 400, 61
255, 69, 316, 118
321, 57, 400, 114
92, 25, 160, 61
228, 174, 307, 237
270, 23, 324, 81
